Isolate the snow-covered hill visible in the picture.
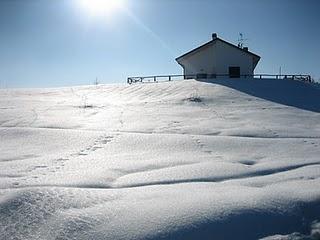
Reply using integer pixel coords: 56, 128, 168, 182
1, 79, 320, 240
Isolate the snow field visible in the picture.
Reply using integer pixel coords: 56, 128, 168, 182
0, 79, 320, 239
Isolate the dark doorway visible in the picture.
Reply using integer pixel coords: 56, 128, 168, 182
229, 67, 240, 78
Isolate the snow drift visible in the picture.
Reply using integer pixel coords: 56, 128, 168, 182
0, 78, 320, 240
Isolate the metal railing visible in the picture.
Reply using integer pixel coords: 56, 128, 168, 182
127, 74, 312, 84
127, 74, 195, 84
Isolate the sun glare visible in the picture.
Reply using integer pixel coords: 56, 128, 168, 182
80, 0, 125, 17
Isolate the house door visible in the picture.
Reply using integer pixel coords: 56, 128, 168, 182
229, 67, 240, 78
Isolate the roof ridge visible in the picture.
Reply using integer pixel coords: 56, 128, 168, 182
176, 37, 260, 61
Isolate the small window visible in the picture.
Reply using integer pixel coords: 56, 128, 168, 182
229, 67, 240, 78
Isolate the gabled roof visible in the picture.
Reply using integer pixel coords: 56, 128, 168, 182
175, 37, 261, 62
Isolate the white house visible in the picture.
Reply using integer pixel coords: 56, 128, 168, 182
176, 33, 260, 79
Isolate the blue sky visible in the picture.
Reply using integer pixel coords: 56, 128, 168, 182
0, 0, 319, 87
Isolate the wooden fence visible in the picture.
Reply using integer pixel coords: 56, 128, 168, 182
127, 74, 312, 84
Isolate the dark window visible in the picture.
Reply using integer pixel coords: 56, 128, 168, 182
229, 67, 240, 78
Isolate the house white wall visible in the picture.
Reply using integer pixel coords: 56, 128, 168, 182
213, 40, 254, 75
178, 44, 215, 77
177, 39, 258, 78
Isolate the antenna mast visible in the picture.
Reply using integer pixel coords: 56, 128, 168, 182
237, 33, 248, 49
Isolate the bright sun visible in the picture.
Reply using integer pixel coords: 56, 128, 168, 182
80, 0, 125, 17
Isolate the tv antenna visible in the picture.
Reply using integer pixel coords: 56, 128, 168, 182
237, 33, 248, 48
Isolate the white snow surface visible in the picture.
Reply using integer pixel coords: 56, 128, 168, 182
0, 79, 320, 240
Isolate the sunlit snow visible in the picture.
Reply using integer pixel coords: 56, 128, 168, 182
1, 79, 320, 240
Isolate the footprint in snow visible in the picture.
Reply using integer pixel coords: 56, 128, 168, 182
78, 152, 88, 156
55, 158, 68, 162
92, 146, 103, 151
33, 165, 48, 170
238, 160, 256, 166
71, 135, 114, 157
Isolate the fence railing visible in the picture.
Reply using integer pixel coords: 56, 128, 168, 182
127, 74, 312, 84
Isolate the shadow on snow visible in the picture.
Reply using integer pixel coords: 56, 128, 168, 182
201, 78, 320, 113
